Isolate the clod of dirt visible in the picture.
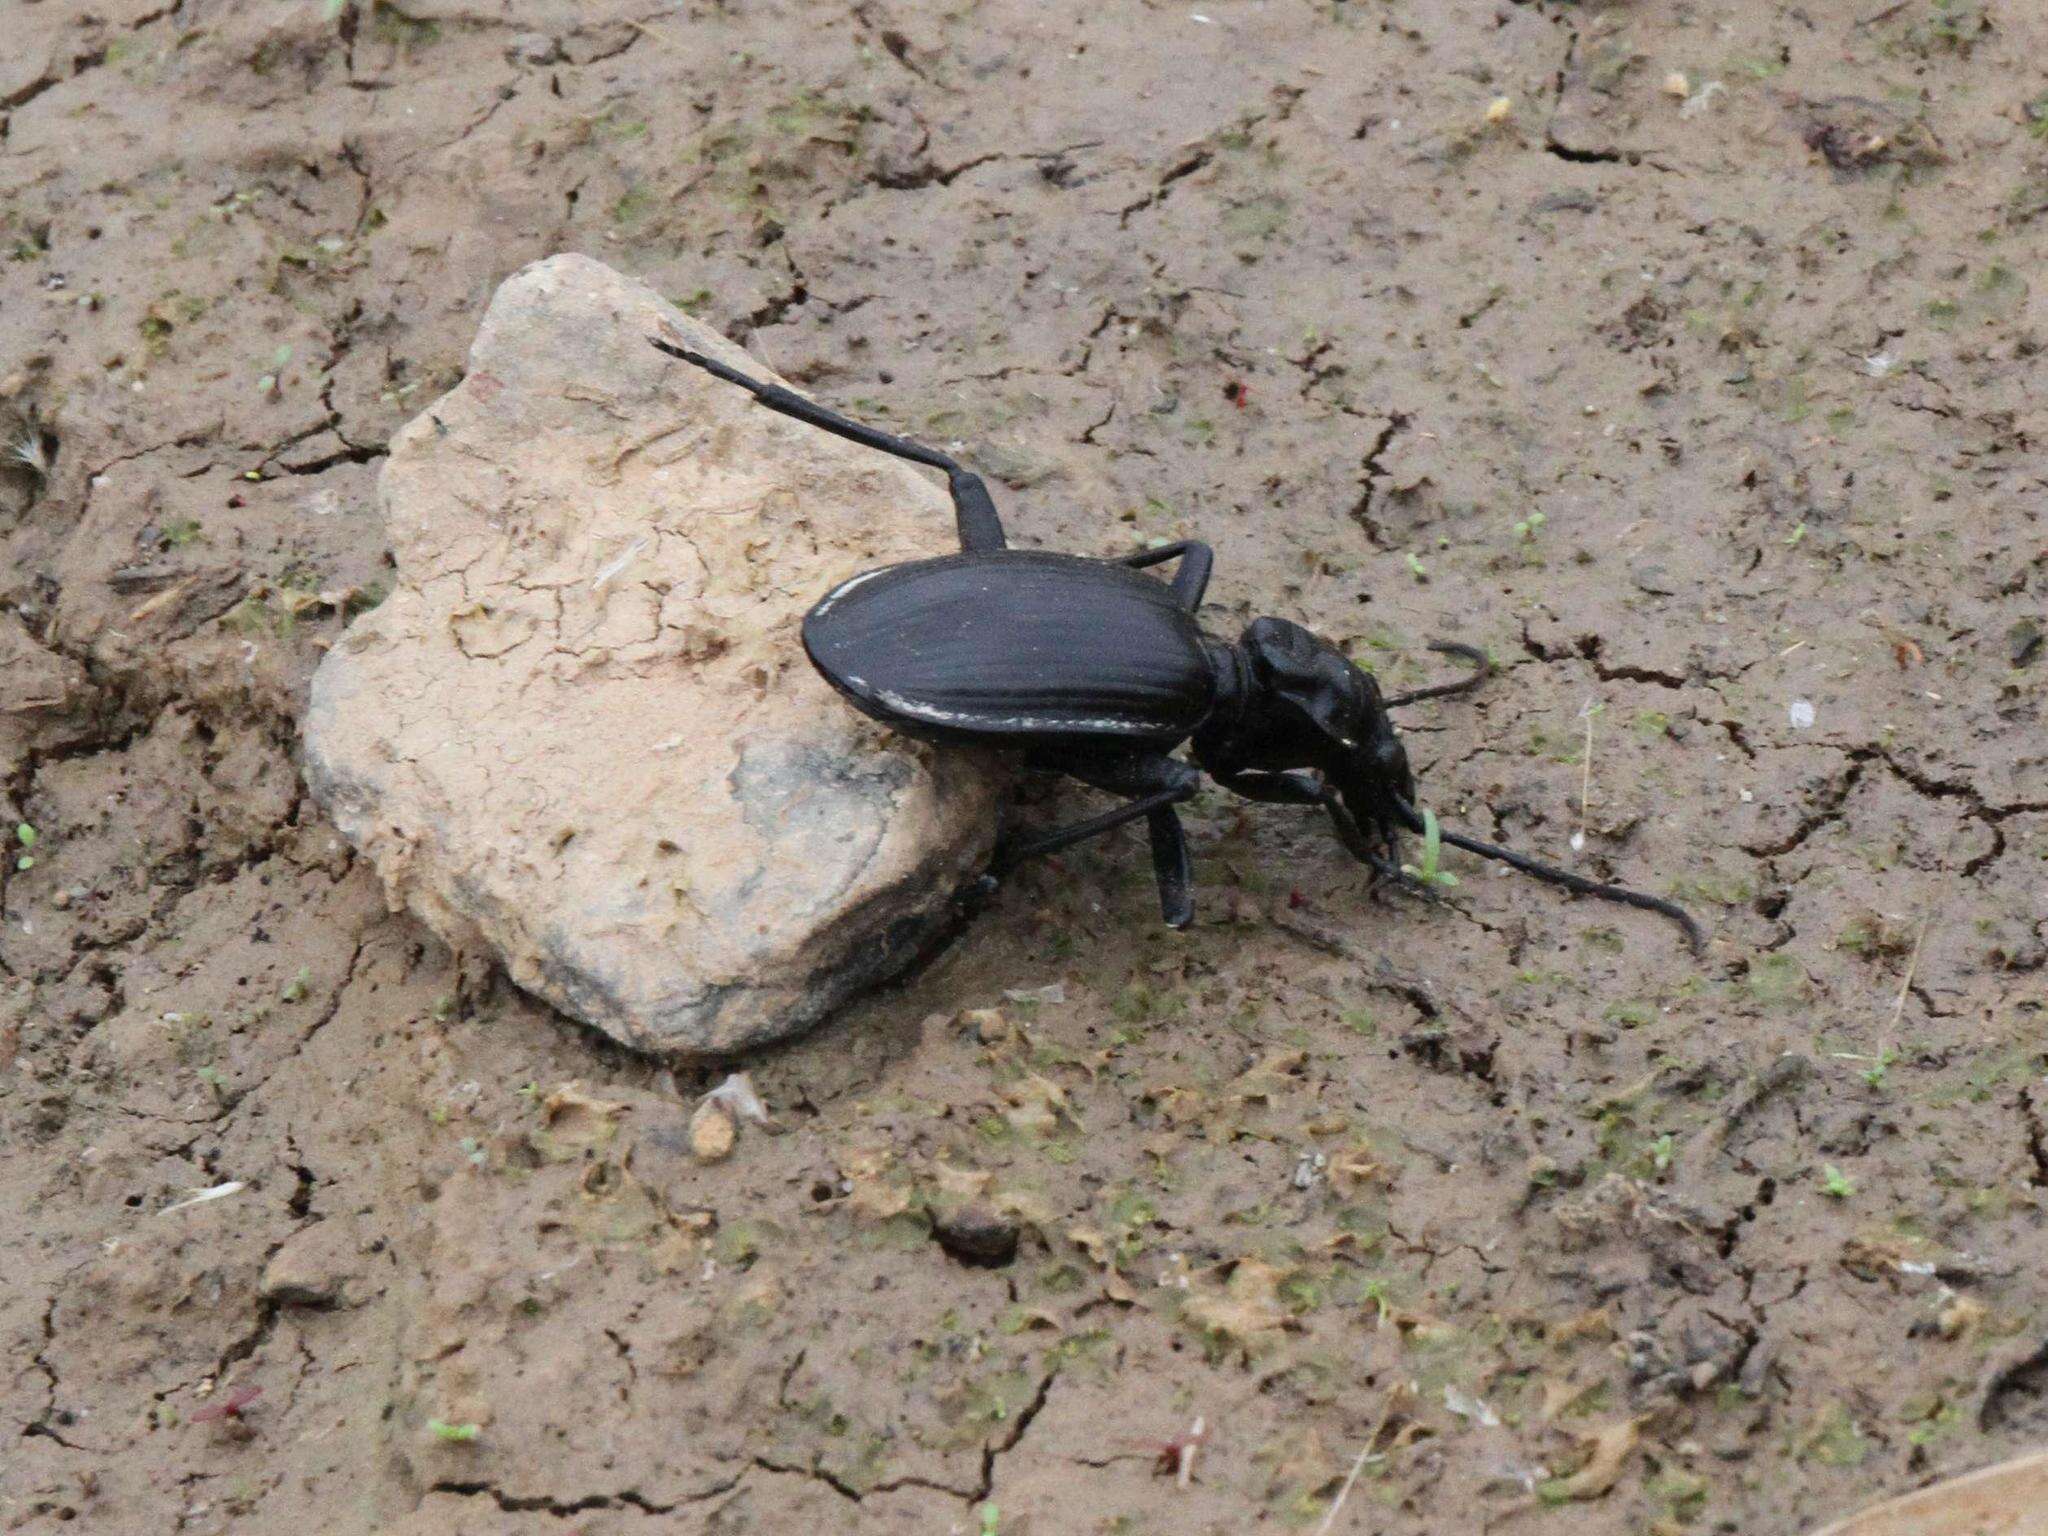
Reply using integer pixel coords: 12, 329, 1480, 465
0, 612, 88, 792
931, 1203, 1020, 1268
2009, 618, 2042, 669
1551, 1417, 1641, 1501
259, 1218, 364, 1308
540, 1082, 630, 1148
1799, 96, 1946, 174
302, 255, 1002, 1056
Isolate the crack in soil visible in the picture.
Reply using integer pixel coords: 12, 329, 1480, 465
430, 1475, 740, 1516
1347, 413, 1407, 548
1117, 146, 1215, 226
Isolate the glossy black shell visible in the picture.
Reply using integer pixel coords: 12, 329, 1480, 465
802, 551, 1221, 748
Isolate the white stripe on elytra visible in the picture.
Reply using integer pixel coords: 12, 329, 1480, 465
809, 568, 885, 619
874, 688, 1156, 734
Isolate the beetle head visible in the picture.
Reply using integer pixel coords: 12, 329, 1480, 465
1220, 617, 1413, 806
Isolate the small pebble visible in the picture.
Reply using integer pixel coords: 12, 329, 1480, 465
1485, 96, 1514, 124
932, 1204, 1019, 1268
689, 1098, 736, 1162
1663, 71, 1691, 99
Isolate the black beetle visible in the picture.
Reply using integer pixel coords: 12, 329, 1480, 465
651, 335, 1701, 950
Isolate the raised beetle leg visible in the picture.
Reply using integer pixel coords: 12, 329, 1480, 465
995, 752, 1202, 927
648, 336, 1007, 554
1114, 540, 1214, 611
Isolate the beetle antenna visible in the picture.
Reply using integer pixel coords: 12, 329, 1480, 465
1384, 642, 1490, 708
1391, 796, 1703, 952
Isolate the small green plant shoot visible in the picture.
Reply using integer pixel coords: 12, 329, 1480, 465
1401, 808, 1459, 889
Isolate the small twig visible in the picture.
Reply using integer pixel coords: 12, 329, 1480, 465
1313, 1388, 1405, 1534
1572, 699, 1603, 852
160, 1181, 246, 1214
1890, 911, 1935, 1032
1314, 1442, 1376, 1535
1176, 1414, 1205, 1488
624, 16, 680, 48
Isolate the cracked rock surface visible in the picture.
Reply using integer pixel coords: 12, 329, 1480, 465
304, 256, 1000, 1055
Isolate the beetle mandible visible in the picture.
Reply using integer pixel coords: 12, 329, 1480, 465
650, 334, 1701, 951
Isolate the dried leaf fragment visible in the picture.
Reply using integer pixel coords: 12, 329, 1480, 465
1554, 1418, 1640, 1499
1184, 1258, 1295, 1353
1939, 1294, 1987, 1339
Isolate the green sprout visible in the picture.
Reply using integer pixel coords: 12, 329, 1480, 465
1650, 1133, 1676, 1173
1513, 511, 1547, 541
1834, 1044, 1900, 1089
1820, 1164, 1854, 1200
427, 1419, 481, 1443
281, 967, 310, 1004
1361, 1276, 1396, 1325
1400, 808, 1459, 889
979, 1505, 1001, 1536
1404, 551, 1428, 580
15, 823, 36, 871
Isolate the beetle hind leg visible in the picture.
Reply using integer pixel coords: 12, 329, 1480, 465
648, 335, 1007, 553
993, 752, 1202, 926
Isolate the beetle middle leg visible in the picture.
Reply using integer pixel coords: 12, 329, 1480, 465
1113, 540, 1214, 610
648, 335, 1007, 554
995, 751, 1201, 927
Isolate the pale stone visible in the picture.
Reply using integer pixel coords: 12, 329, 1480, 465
304, 256, 1000, 1055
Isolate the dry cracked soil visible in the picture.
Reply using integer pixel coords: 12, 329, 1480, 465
2, 0, 2046, 1532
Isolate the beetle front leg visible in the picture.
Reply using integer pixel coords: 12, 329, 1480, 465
1214, 768, 1405, 887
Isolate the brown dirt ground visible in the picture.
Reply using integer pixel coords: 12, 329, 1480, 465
3, 0, 2046, 1531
